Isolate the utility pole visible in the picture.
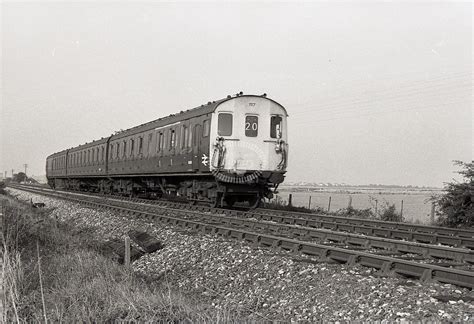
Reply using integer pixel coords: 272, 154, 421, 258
11, 169, 14, 177
24, 163, 28, 176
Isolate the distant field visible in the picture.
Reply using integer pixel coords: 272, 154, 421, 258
275, 187, 442, 224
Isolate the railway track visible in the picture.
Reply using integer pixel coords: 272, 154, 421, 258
7, 184, 474, 288
12, 184, 474, 249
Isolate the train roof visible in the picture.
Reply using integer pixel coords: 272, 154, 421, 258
110, 93, 286, 140
47, 93, 286, 156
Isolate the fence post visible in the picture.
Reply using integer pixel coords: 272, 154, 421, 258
348, 196, 352, 209
375, 199, 378, 215
308, 196, 312, 209
400, 200, 404, 218
288, 194, 293, 207
430, 202, 435, 224
327, 196, 332, 212
124, 237, 131, 267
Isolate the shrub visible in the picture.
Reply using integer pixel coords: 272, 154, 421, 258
337, 206, 374, 219
433, 161, 474, 227
379, 203, 403, 222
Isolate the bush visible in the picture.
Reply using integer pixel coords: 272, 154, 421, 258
337, 206, 374, 219
433, 161, 474, 227
379, 203, 403, 222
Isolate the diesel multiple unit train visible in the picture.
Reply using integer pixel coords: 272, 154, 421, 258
46, 93, 289, 207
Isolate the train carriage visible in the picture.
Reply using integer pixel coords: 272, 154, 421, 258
46, 93, 288, 207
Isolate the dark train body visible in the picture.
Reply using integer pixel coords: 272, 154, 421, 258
46, 94, 289, 207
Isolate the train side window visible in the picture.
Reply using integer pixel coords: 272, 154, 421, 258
270, 115, 283, 138
181, 126, 188, 148
88, 150, 91, 164
169, 129, 176, 148
217, 114, 232, 136
101, 147, 104, 162
188, 126, 193, 147
123, 141, 127, 158
96, 148, 99, 162
203, 119, 210, 137
147, 133, 153, 155
157, 132, 164, 151
245, 115, 258, 137
92, 149, 95, 163
138, 137, 143, 155
109, 145, 114, 160
130, 138, 135, 157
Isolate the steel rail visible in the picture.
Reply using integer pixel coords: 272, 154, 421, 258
72, 193, 474, 264
10, 183, 471, 239
10, 184, 474, 250
253, 207, 474, 238
9, 185, 474, 288
13, 186, 474, 289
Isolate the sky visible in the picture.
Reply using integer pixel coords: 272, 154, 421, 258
1, 1, 472, 187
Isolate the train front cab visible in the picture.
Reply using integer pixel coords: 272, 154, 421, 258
209, 95, 288, 203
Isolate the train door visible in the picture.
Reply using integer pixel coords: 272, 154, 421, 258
192, 124, 202, 170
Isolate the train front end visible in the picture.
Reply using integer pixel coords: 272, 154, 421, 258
209, 94, 288, 207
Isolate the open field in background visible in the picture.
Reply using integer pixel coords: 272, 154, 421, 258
275, 187, 442, 224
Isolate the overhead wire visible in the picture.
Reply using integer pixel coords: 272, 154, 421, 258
289, 83, 471, 121
289, 73, 472, 115
286, 70, 471, 109
290, 97, 470, 125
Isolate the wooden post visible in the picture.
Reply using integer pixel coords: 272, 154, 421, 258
124, 237, 131, 267
288, 194, 293, 207
327, 196, 332, 212
431, 202, 435, 224
308, 196, 312, 209
348, 196, 352, 209
400, 200, 404, 218
375, 199, 378, 215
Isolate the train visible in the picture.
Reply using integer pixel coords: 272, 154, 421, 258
46, 93, 289, 208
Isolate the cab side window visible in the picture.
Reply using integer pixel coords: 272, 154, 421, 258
203, 119, 211, 137
217, 114, 232, 136
270, 115, 283, 138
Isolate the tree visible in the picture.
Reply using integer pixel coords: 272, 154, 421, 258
13, 172, 27, 183
434, 161, 474, 227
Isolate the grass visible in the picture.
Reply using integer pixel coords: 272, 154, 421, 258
0, 194, 237, 322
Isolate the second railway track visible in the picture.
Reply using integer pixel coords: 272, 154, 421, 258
8, 184, 474, 288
